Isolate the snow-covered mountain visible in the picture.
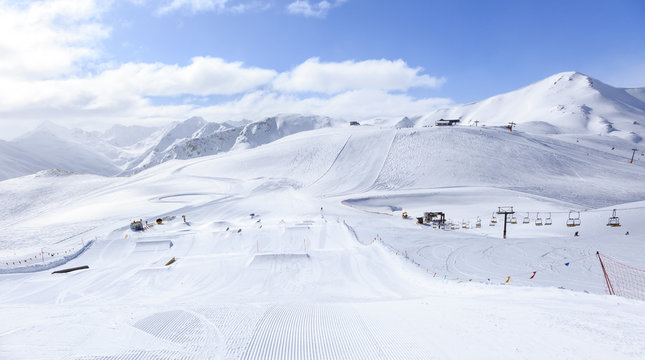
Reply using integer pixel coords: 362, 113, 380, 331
0, 122, 162, 180
5, 124, 121, 178
121, 114, 340, 174
0, 72, 643, 181
416, 71, 645, 141
0, 114, 340, 180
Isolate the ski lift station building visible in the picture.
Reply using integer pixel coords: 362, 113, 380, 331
435, 119, 460, 126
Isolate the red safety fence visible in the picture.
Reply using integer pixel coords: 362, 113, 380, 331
597, 252, 645, 301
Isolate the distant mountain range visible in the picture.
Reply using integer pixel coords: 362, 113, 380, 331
0, 71, 642, 181
121, 114, 339, 175
0, 114, 339, 180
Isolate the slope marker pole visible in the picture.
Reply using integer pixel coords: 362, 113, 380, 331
596, 251, 615, 295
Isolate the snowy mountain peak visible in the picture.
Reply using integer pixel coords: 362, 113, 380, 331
183, 116, 208, 128
120, 114, 341, 175
420, 71, 645, 140
154, 116, 209, 152
17, 120, 73, 142
234, 114, 338, 150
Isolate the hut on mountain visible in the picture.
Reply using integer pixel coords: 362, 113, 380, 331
424, 212, 446, 225
435, 119, 460, 126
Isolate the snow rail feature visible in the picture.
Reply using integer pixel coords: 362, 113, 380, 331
52, 265, 89, 274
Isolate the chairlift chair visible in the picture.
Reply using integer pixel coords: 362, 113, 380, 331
544, 212, 552, 226
490, 212, 497, 226
607, 209, 621, 227
510, 214, 518, 224
523, 212, 530, 224
566, 210, 581, 227
535, 212, 543, 226
476, 217, 482, 228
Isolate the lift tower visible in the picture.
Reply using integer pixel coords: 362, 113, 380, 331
496, 206, 515, 239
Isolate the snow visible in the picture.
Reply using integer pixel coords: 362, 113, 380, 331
1, 73, 645, 359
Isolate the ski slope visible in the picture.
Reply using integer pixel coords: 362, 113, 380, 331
1, 124, 645, 359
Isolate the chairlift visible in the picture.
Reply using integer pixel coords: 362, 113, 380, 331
566, 210, 581, 227
607, 209, 621, 227
490, 212, 497, 226
523, 212, 530, 224
544, 212, 552, 226
510, 214, 518, 224
476, 217, 482, 228
535, 212, 543, 226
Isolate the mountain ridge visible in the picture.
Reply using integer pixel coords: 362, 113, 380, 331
0, 71, 642, 181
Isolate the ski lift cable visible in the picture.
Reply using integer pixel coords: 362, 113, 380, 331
464, 205, 642, 224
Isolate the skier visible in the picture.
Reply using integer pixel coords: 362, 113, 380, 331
574, 231, 579, 237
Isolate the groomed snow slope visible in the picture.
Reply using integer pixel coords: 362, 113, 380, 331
1, 124, 644, 359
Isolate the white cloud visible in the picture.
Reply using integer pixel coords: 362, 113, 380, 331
274, 58, 445, 94
0, 56, 449, 138
0, 0, 109, 80
0, 1, 450, 139
193, 89, 453, 122
286, 0, 347, 18
154, 0, 269, 15
95, 57, 277, 97
156, 0, 228, 15
0, 57, 277, 116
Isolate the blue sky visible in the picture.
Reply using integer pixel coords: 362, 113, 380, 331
1, 0, 644, 138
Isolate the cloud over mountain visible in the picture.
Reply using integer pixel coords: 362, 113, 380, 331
273, 58, 445, 94
0, 0, 445, 139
